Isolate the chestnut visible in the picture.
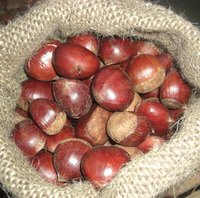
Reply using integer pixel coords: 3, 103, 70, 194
107, 112, 151, 146
53, 138, 92, 182
92, 65, 134, 111
25, 40, 60, 81
126, 54, 166, 93
137, 135, 165, 153
53, 43, 100, 79
160, 69, 191, 109
75, 104, 111, 146
136, 100, 173, 136
45, 126, 75, 152
81, 145, 130, 188
29, 98, 67, 135
15, 106, 29, 118
31, 150, 59, 184
11, 119, 46, 158
68, 33, 99, 54
53, 78, 92, 119
132, 40, 161, 56
18, 79, 53, 111
98, 37, 134, 65
157, 53, 174, 71
140, 88, 160, 100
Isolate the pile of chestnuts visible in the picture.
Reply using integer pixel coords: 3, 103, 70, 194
12, 33, 191, 188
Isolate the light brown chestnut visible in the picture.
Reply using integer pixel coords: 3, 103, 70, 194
107, 111, 151, 146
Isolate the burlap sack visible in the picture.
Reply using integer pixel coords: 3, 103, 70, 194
0, 0, 200, 197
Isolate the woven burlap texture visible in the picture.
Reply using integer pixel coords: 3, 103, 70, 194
0, 0, 200, 197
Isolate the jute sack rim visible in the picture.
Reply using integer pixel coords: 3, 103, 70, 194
0, 0, 200, 198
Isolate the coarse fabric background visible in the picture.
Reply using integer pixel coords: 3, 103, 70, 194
0, 0, 200, 197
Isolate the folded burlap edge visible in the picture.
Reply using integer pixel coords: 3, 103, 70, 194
0, 0, 200, 197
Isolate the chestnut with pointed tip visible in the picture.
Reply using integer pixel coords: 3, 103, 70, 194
18, 79, 53, 111
160, 69, 191, 109
137, 135, 165, 153
53, 43, 100, 79
92, 65, 134, 111
99, 37, 134, 65
31, 150, 59, 184
11, 119, 46, 158
68, 33, 99, 54
45, 126, 75, 152
53, 138, 92, 182
25, 40, 60, 81
75, 105, 111, 146
53, 78, 92, 119
29, 98, 66, 135
136, 100, 172, 136
126, 54, 166, 93
81, 145, 130, 188
107, 112, 151, 146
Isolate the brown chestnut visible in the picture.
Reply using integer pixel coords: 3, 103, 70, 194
53, 43, 100, 79
11, 119, 46, 158
75, 105, 111, 146
45, 126, 75, 152
25, 40, 60, 81
92, 65, 134, 111
18, 79, 53, 111
68, 33, 99, 54
53, 138, 92, 182
98, 37, 134, 65
107, 112, 151, 146
160, 69, 191, 109
53, 78, 92, 119
126, 54, 165, 93
81, 145, 130, 188
29, 98, 67, 135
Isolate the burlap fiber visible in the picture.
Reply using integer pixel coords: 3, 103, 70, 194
0, 0, 200, 197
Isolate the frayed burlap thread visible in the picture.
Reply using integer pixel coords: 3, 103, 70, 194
0, 0, 200, 197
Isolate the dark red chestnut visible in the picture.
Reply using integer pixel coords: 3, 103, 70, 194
126, 54, 166, 93
45, 126, 75, 152
136, 100, 173, 136
132, 40, 160, 56
53, 138, 92, 182
137, 135, 165, 153
98, 37, 134, 65
15, 106, 29, 118
68, 33, 99, 54
140, 88, 160, 100
53, 78, 92, 119
107, 112, 151, 146
31, 150, 59, 184
29, 98, 67, 135
157, 53, 173, 71
11, 119, 46, 158
18, 79, 53, 111
160, 69, 191, 109
25, 40, 60, 81
53, 43, 100, 79
75, 105, 111, 146
81, 146, 130, 188
92, 65, 134, 111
